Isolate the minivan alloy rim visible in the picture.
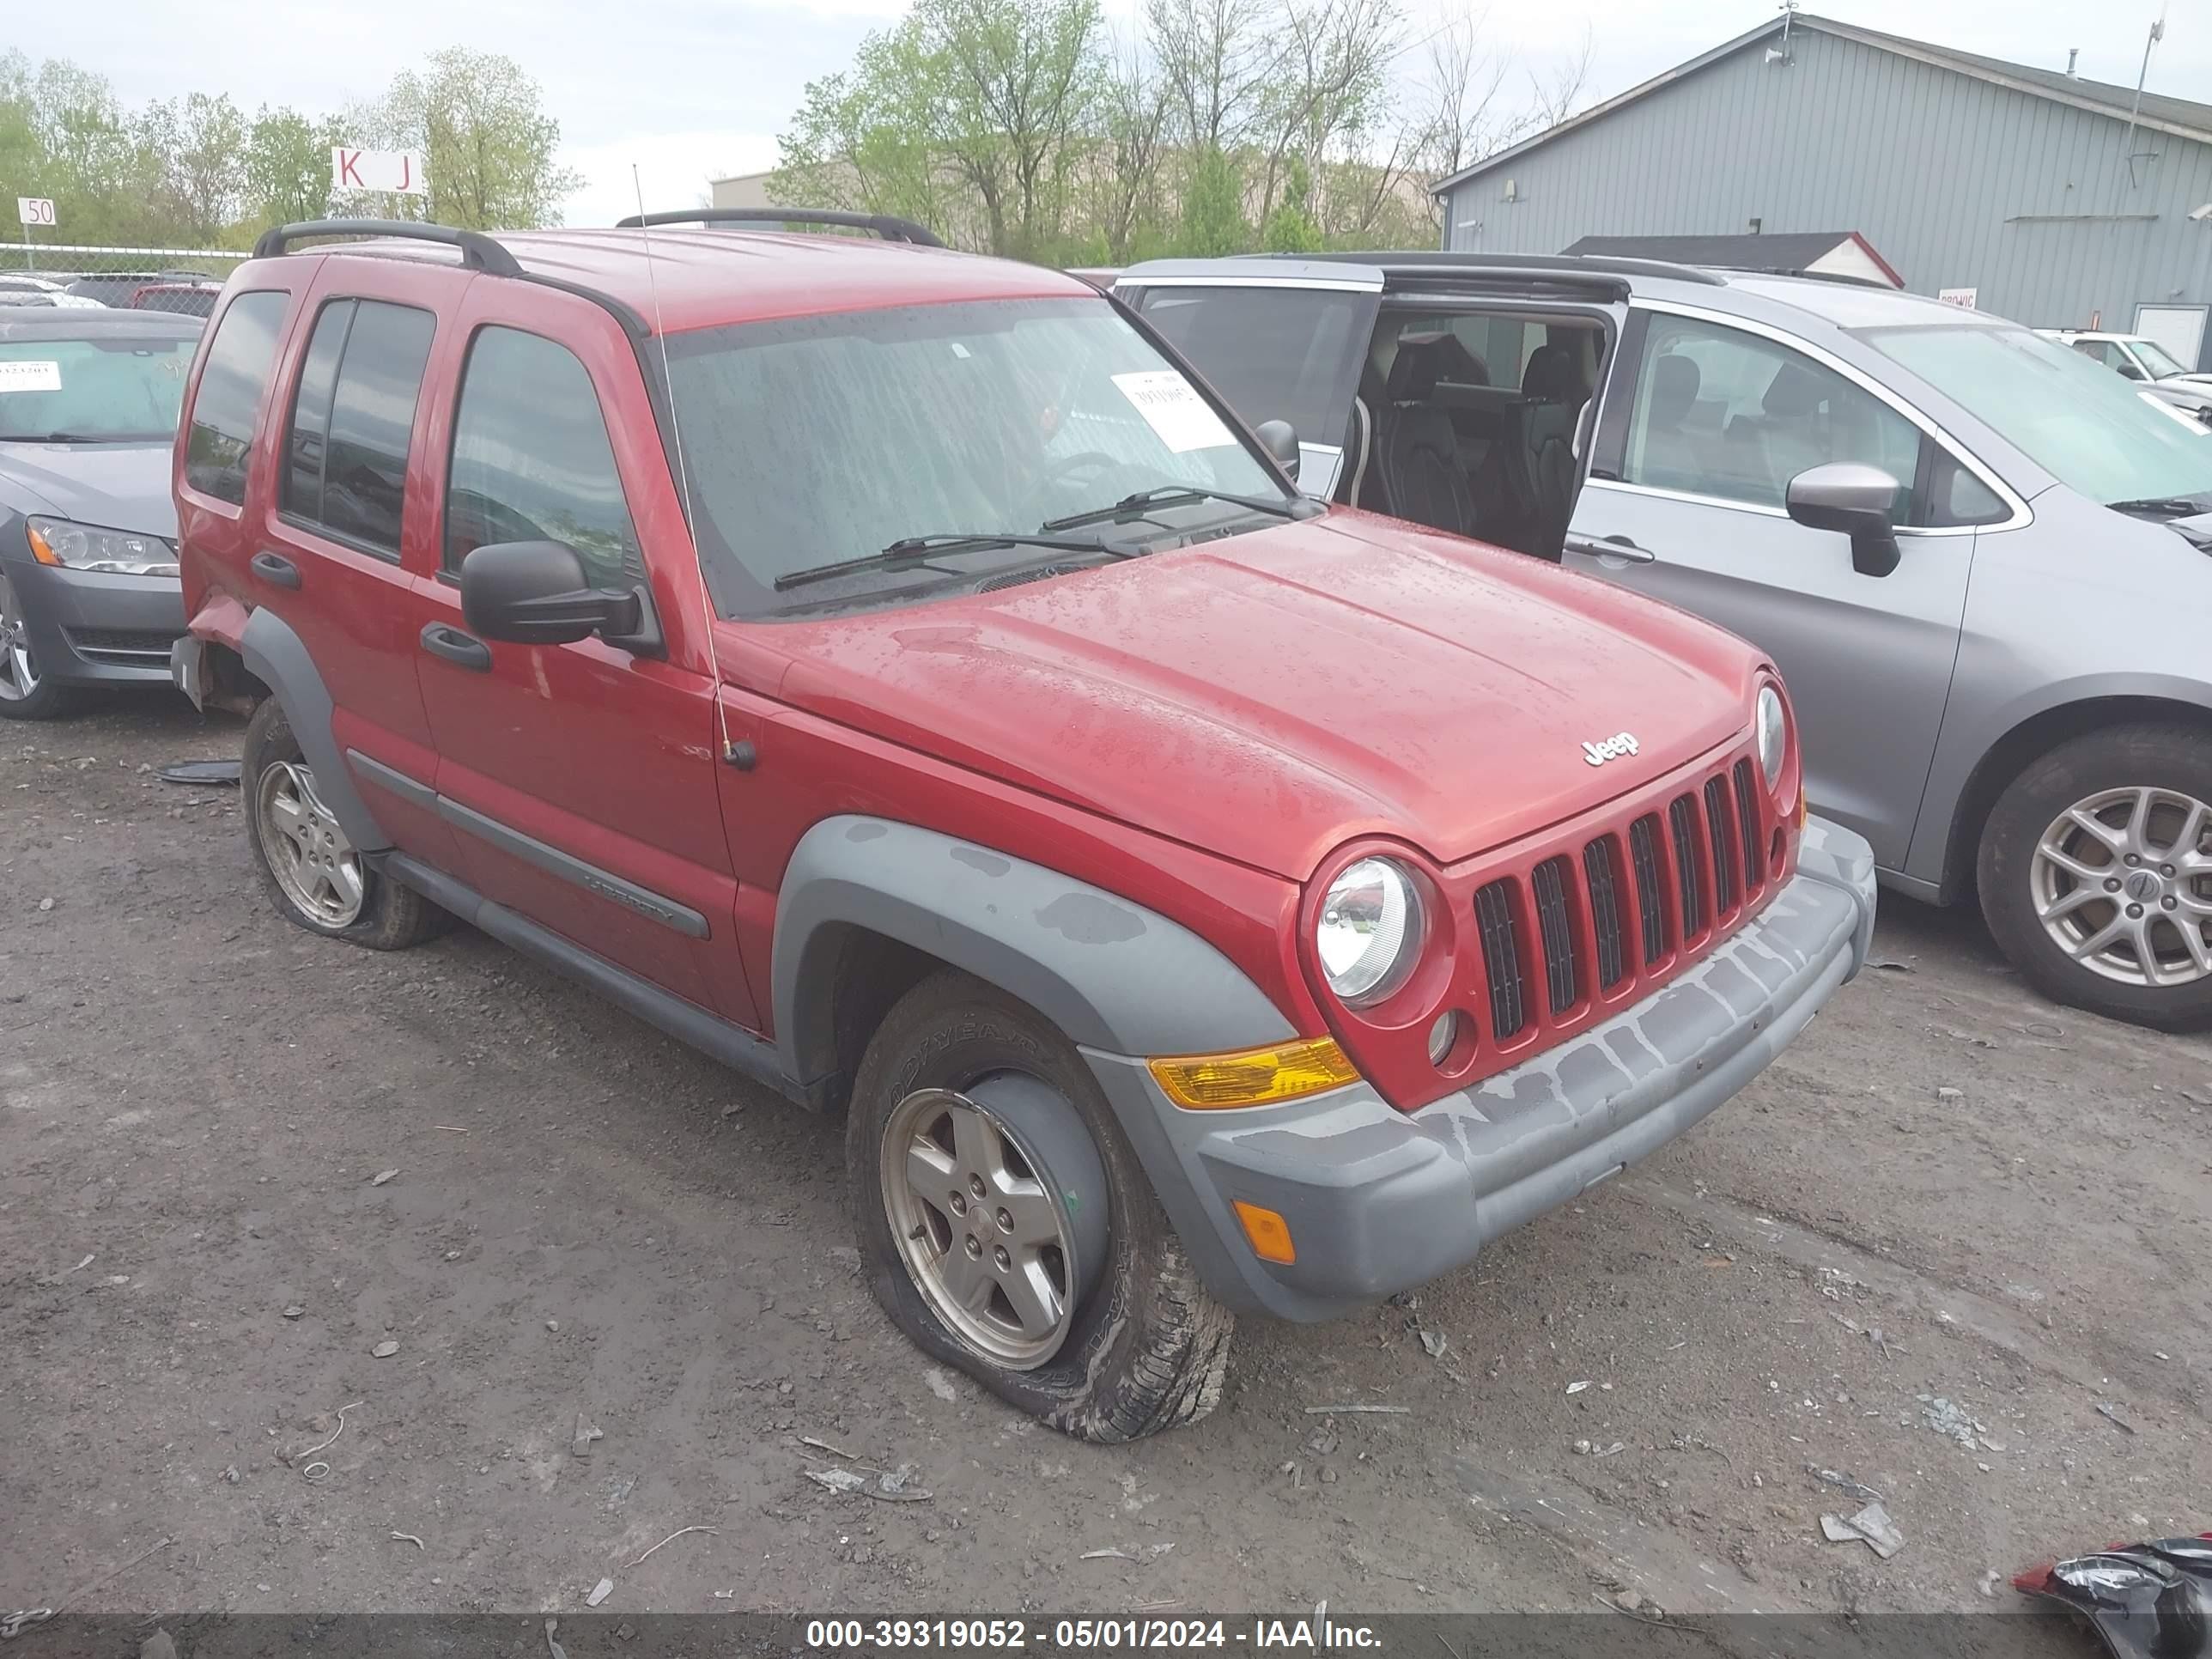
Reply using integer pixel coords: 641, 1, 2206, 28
257, 760, 366, 926
2032, 786, 2212, 988
0, 574, 39, 700
880, 1085, 1086, 1369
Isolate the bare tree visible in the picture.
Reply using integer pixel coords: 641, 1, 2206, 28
1093, 29, 1174, 259
1253, 0, 1404, 224
1145, 0, 1283, 153
1527, 23, 1595, 130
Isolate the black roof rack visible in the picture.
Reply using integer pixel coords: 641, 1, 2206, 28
1273, 248, 1727, 288
251, 219, 523, 276
614, 207, 945, 248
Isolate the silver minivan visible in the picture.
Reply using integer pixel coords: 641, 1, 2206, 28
1118, 254, 2212, 1030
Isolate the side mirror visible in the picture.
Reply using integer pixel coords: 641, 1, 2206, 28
1786, 463, 1902, 578
2118, 362, 2148, 381
1254, 418, 1300, 483
459, 540, 651, 647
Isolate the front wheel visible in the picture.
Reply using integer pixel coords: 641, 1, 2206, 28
1978, 724, 2212, 1032
0, 571, 76, 720
847, 970, 1233, 1441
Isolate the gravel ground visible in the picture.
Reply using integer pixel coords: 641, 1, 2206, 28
2, 695, 2206, 1631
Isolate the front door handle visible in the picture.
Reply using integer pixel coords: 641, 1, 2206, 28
419, 622, 493, 672
1562, 532, 1656, 565
250, 550, 301, 589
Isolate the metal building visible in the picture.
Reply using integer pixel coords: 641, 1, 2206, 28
1431, 13, 2212, 368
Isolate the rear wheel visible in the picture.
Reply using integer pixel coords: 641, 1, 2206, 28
242, 697, 445, 950
847, 970, 1233, 1441
1979, 725, 2212, 1031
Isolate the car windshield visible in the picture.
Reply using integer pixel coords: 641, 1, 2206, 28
664, 296, 1291, 615
1864, 323, 2212, 507
0, 331, 199, 441
2130, 338, 2191, 379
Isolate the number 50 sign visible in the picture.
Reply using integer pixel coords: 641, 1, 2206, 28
17, 198, 57, 228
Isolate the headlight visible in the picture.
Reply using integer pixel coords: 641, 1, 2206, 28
1316, 856, 1423, 1006
26, 516, 179, 577
1756, 684, 1788, 790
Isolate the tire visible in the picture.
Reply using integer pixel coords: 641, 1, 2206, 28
847, 969, 1234, 1442
241, 697, 446, 951
1978, 723, 2212, 1032
0, 571, 76, 720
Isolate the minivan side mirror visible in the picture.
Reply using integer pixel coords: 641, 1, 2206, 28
460, 540, 656, 649
1254, 418, 1300, 483
1786, 464, 1903, 578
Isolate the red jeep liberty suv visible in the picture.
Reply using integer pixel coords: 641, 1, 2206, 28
169, 212, 1876, 1440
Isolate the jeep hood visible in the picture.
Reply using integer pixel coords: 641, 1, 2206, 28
757, 514, 1764, 880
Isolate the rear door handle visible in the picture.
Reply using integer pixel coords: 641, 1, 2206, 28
419, 622, 493, 672
1561, 532, 1656, 565
250, 550, 301, 589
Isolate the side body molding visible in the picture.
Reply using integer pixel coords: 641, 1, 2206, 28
771, 817, 1297, 1090
239, 606, 391, 852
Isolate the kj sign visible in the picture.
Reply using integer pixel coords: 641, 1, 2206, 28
331, 148, 428, 195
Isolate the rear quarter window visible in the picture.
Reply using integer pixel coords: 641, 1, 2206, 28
185, 290, 290, 505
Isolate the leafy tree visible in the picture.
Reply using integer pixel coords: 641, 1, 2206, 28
243, 106, 340, 231
1176, 145, 1246, 255
1259, 154, 1321, 252
348, 48, 581, 228
137, 93, 249, 242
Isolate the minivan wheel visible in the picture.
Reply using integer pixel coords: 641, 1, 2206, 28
1979, 725, 2212, 1032
848, 970, 1233, 1441
241, 697, 446, 951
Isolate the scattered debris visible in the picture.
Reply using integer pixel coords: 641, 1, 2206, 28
1829, 1312, 1865, 1335
369, 1169, 398, 1187
1917, 1394, 1982, 1449
1565, 1381, 1593, 1395
281, 1305, 303, 1320
1304, 1403, 1409, 1415
571, 1415, 602, 1457
630, 1526, 717, 1566
799, 1436, 855, 1460
1419, 1330, 1448, 1358
1811, 1468, 1884, 1504
434, 1125, 471, 1133
1869, 959, 1916, 973
1978, 1570, 2002, 1599
221, 1466, 239, 1485
923, 1369, 958, 1403
805, 1465, 933, 1503
43, 1255, 94, 1285
140, 1631, 176, 1659
390, 1532, 425, 1552
1820, 1502, 1906, 1560
292, 1401, 364, 1467
372, 1340, 400, 1359
1080, 1549, 1134, 1562
155, 759, 240, 787
1936, 1085, 1964, 1101
586, 1578, 614, 1608
36, 898, 53, 914
3, 1534, 174, 1638
2095, 1401, 2138, 1436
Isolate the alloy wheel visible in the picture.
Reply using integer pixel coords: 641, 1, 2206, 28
0, 574, 40, 701
256, 760, 367, 927
879, 1082, 1100, 1370
2031, 785, 2212, 988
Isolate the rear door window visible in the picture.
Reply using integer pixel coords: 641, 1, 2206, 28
1133, 285, 1371, 445
278, 298, 434, 556
184, 290, 290, 505
443, 326, 641, 589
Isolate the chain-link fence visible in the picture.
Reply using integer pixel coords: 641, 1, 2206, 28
1, 242, 249, 317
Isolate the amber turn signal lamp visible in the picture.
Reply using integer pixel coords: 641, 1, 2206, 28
24, 522, 60, 565
1233, 1200, 1296, 1265
1149, 1036, 1359, 1109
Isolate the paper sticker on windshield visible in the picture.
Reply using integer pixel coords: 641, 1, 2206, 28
1111, 370, 1235, 453
0, 360, 63, 393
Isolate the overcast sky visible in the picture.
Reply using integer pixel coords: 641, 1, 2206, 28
29, 0, 2202, 228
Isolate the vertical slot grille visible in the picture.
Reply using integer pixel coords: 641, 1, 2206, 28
1705, 775, 1737, 915
1628, 814, 1667, 964
1531, 856, 1580, 1014
1583, 836, 1628, 990
1668, 793, 1705, 939
1734, 757, 1763, 891
1473, 878, 1526, 1041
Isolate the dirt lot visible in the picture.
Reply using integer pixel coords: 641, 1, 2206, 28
3, 695, 2208, 1629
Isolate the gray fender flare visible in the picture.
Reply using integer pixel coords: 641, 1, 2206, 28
770, 816, 1295, 1090
239, 606, 391, 852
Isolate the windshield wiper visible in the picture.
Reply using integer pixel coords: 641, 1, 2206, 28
774, 530, 1134, 592
0, 431, 112, 444
1040, 483, 1299, 532
2108, 495, 2212, 520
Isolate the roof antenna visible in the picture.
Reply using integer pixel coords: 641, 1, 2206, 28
631, 164, 750, 771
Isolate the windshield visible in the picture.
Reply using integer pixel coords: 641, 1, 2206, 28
0, 331, 199, 441
1864, 323, 2212, 507
2130, 337, 2191, 380
665, 296, 1291, 615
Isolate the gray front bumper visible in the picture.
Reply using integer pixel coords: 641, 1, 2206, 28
1, 550, 184, 687
1085, 817, 1877, 1322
